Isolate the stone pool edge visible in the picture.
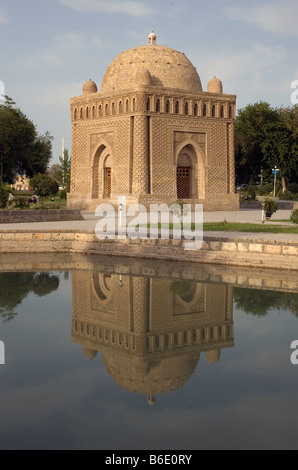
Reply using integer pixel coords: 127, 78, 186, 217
0, 229, 297, 271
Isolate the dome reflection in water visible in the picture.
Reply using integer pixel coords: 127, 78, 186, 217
1, 254, 298, 450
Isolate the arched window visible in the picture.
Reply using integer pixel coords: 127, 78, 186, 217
132, 98, 136, 112
112, 102, 115, 115
119, 101, 123, 114
166, 100, 170, 113
105, 104, 109, 116
220, 105, 224, 118
98, 105, 102, 117
92, 106, 95, 118
80, 108, 83, 119
203, 104, 207, 117
175, 101, 180, 114
156, 99, 160, 112
212, 105, 216, 117
229, 105, 233, 118
86, 107, 89, 119
146, 98, 151, 112
74, 109, 77, 120
194, 103, 198, 116
126, 100, 129, 113
185, 102, 189, 115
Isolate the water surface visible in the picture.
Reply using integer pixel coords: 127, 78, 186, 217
0, 254, 298, 450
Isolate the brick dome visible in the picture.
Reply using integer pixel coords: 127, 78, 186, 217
101, 34, 203, 93
208, 76, 223, 94
83, 79, 98, 95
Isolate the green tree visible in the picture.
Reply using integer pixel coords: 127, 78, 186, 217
28, 131, 53, 177
0, 183, 8, 208
30, 173, 59, 201
234, 287, 298, 318
0, 272, 60, 322
53, 149, 71, 192
0, 97, 53, 183
235, 102, 298, 189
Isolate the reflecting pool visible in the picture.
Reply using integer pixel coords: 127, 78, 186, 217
0, 253, 298, 450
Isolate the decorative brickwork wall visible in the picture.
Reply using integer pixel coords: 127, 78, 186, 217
68, 34, 239, 211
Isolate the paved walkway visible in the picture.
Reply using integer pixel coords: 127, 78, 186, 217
0, 209, 297, 243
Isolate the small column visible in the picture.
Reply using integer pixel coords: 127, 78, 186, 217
132, 115, 149, 195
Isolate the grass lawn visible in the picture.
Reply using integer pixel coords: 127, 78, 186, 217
145, 222, 298, 234
203, 222, 298, 234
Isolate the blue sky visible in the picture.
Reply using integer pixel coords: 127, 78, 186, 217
1, 0, 298, 164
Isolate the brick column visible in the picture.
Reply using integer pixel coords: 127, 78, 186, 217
228, 123, 235, 194
132, 115, 149, 195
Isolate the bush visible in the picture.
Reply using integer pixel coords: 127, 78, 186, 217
290, 209, 298, 224
278, 190, 294, 200
59, 189, 67, 200
247, 183, 256, 200
263, 198, 278, 217
0, 185, 8, 208
257, 183, 274, 196
30, 173, 59, 200
287, 183, 298, 195
13, 197, 28, 209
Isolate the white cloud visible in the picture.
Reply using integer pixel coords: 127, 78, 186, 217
199, 43, 286, 85
17, 32, 87, 68
225, 2, 298, 36
59, 0, 156, 17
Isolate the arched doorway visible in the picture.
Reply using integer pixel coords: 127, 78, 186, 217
92, 144, 113, 199
177, 146, 197, 199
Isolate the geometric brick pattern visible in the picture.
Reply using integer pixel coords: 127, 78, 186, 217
68, 34, 239, 211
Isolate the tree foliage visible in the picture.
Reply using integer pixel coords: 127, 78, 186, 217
30, 173, 59, 200
0, 184, 8, 208
235, 102, 298, 186
52, 149, 71, 192
0, 272, 60, 322
234, 287, 298, 318
0, 97, 53, 183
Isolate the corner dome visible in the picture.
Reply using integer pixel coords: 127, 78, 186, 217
83, 79, 98, 95
101, 33, 203, 93
208, 76, 223, 94
83, 347, 98, 360
206, 349, 221, 364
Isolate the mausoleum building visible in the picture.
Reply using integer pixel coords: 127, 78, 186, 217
68, 32, 239, 211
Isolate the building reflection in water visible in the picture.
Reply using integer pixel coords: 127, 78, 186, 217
71, 270, 234, 404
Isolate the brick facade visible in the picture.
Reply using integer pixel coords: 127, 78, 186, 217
68, 33, 239, 211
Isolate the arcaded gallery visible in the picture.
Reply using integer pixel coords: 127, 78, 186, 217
68, 32, 239, 211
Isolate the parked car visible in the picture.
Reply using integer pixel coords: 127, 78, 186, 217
236, 184, 249, 191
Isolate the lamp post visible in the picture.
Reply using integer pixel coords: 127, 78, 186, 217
272, 166, 279, 197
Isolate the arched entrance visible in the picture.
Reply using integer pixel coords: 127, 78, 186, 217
176, 142, 206, 200
92, 144, 113, 199
177, 146, 197, 199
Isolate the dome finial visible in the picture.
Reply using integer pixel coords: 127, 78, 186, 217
148, 30, 157, 45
